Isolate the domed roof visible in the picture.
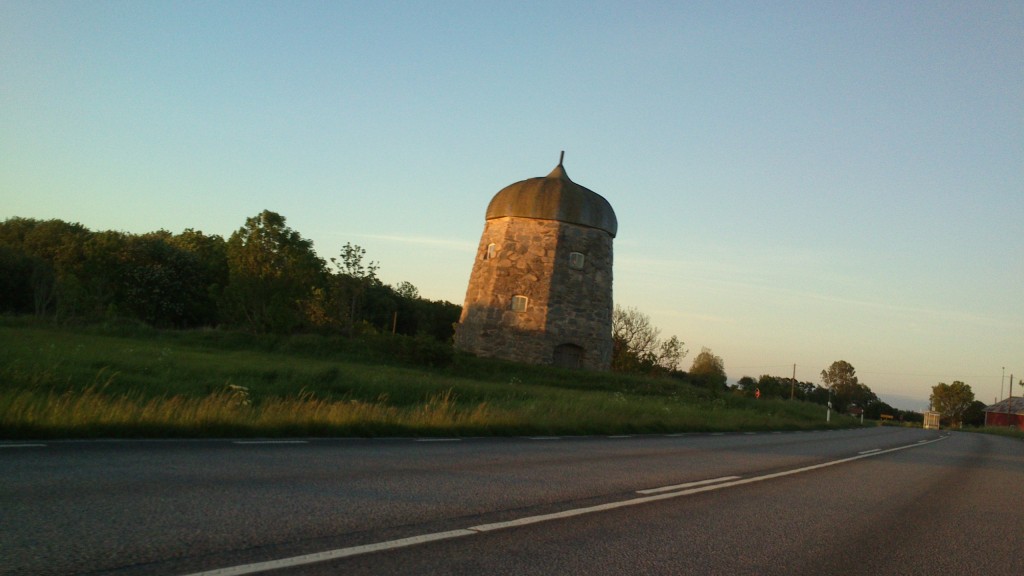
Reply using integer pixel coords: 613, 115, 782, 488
485, 157, 617, 237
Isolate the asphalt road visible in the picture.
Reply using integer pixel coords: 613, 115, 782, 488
1, 428, 1021, 575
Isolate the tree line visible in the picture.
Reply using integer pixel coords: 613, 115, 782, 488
735, 359, 911, 420
0, 211, 978, 423
0, 211, 460, 340
610, 308, 925, 421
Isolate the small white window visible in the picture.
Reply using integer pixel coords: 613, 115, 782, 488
569, 252, 585, 270
485, 243, 497, 260
511, 295, 528, 312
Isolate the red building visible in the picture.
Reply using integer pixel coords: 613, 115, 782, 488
983, 397, 1024, 430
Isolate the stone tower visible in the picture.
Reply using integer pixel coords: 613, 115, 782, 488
454, 154, 617, 370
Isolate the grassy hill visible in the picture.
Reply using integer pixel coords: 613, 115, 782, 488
0, 317, 856, 439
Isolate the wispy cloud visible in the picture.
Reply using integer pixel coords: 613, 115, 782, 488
616, 252, 1010, 330
342, 233, 477, 252
801, 291, 1011, 329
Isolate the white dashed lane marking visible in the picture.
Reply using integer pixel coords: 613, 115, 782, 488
232, 441, 309, 445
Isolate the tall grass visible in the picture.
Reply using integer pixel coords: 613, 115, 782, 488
0, 385, 518, 438
0, 318, 854, 438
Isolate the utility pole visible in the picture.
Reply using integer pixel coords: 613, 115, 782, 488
1002, 367, 1006, 400
790, 364, 796, 400
1001, 373, 1014, 426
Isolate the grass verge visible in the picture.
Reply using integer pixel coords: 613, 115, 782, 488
966, 426, 1024, 440
0, 317, 857, 439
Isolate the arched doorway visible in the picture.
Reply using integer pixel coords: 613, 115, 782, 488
553, 343, 585, 369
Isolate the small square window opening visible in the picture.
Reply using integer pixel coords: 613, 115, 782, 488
511, 295, 528, 312
569, 252, 585, 270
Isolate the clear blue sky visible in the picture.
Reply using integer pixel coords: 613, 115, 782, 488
2, 1, 1021, 410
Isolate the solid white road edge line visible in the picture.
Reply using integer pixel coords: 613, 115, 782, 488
182, 530, 476, 576
0, 444, 47, 448
636, 476, 742, 495
181, 435, 949, 576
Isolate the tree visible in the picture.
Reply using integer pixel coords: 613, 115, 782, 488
333, 242, 379, 281
392, 293, 461, 341
0, 244, 35, 314
930, 381, 975, 428
395, 281, 419, 300
756, 374, 791, 399
737, 376, 758, 395
863, 399, 896, 421
112, 233, 212, 327
221, 210, 326, 333
0, 217, 91, 318
820, 360, 877, 413
657, 335, 686, 372
612, 305, 659, 372
71, 230, 127, 319
329, 242, 382, 334
739, 374, 822, 401
689, 347, 727, 390
169, 229, 228, 326
962, 400, 987, 428
820, 360, 858, 393
611, 305, 686, 374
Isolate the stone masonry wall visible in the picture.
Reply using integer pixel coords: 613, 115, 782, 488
455, 216, 613, 370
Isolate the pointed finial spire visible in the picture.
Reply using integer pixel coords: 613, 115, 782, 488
546, 152, 571, 180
